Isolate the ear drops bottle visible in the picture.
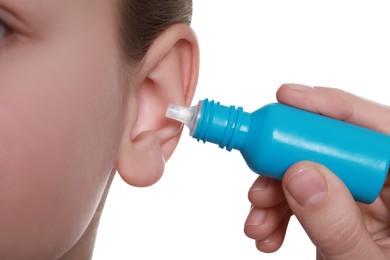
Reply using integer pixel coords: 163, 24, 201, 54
166, 99, 390, 204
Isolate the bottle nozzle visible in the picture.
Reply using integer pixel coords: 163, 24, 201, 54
166, 104, 192, 125
165, 103, 200, 134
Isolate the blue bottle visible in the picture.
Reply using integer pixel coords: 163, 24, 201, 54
166, 99, 390, 204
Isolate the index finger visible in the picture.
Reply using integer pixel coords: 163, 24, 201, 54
276, 84, 390, 135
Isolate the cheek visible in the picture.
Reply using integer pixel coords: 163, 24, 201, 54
0, 38, 124, 257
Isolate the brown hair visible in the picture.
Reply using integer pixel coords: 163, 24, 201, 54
119, 0, 193, 62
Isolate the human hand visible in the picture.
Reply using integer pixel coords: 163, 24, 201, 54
244, 84, 390, 259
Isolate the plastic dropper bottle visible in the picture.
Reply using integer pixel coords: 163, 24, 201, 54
166, 99, 390, 204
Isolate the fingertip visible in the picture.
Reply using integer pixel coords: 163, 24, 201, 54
283, 162, 328, 208
275, 84, 289, 103
256, 235, 280, 253
255, 213, 291, 253
244, 203, 290, 240
276, 84, 359, 123
281, 83, 313, 91
281, 161, 379, 259
248, 177, 285, 208
249, 176, 270, 192
276, 83, 313, 105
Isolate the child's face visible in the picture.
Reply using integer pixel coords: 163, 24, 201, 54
0, 0, 126, 258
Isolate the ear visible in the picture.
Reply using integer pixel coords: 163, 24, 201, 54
115, 24, 199, 187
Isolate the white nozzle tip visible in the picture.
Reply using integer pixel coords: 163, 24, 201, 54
166, 103, 199, 129
166, 103, 200, 133
166, 104, 189, 124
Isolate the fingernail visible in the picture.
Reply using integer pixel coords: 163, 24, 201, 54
245, 208, 266, 226
286, 166, 327, 207
257, 235, 274, 245
284, 83, 312, 91
249, 176, 270, 192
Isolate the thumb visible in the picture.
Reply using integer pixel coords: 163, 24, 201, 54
282, 161, 384, 259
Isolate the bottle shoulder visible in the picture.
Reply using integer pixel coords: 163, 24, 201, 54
250, 102, 291, 123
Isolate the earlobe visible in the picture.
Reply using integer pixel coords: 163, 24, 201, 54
116, 131, 166, 187
115, 24, 199, 187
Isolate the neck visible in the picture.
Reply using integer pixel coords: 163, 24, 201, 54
192, 99, 251, 151
59, 169, 115, 260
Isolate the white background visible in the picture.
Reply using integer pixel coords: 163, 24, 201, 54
94, 1, 390, 259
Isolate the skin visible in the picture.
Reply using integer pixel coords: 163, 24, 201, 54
5, 0, 388, 258
0, 0, 199, 259
245, 84, 390, 259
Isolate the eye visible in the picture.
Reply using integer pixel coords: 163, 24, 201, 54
0, 22, 6, 39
